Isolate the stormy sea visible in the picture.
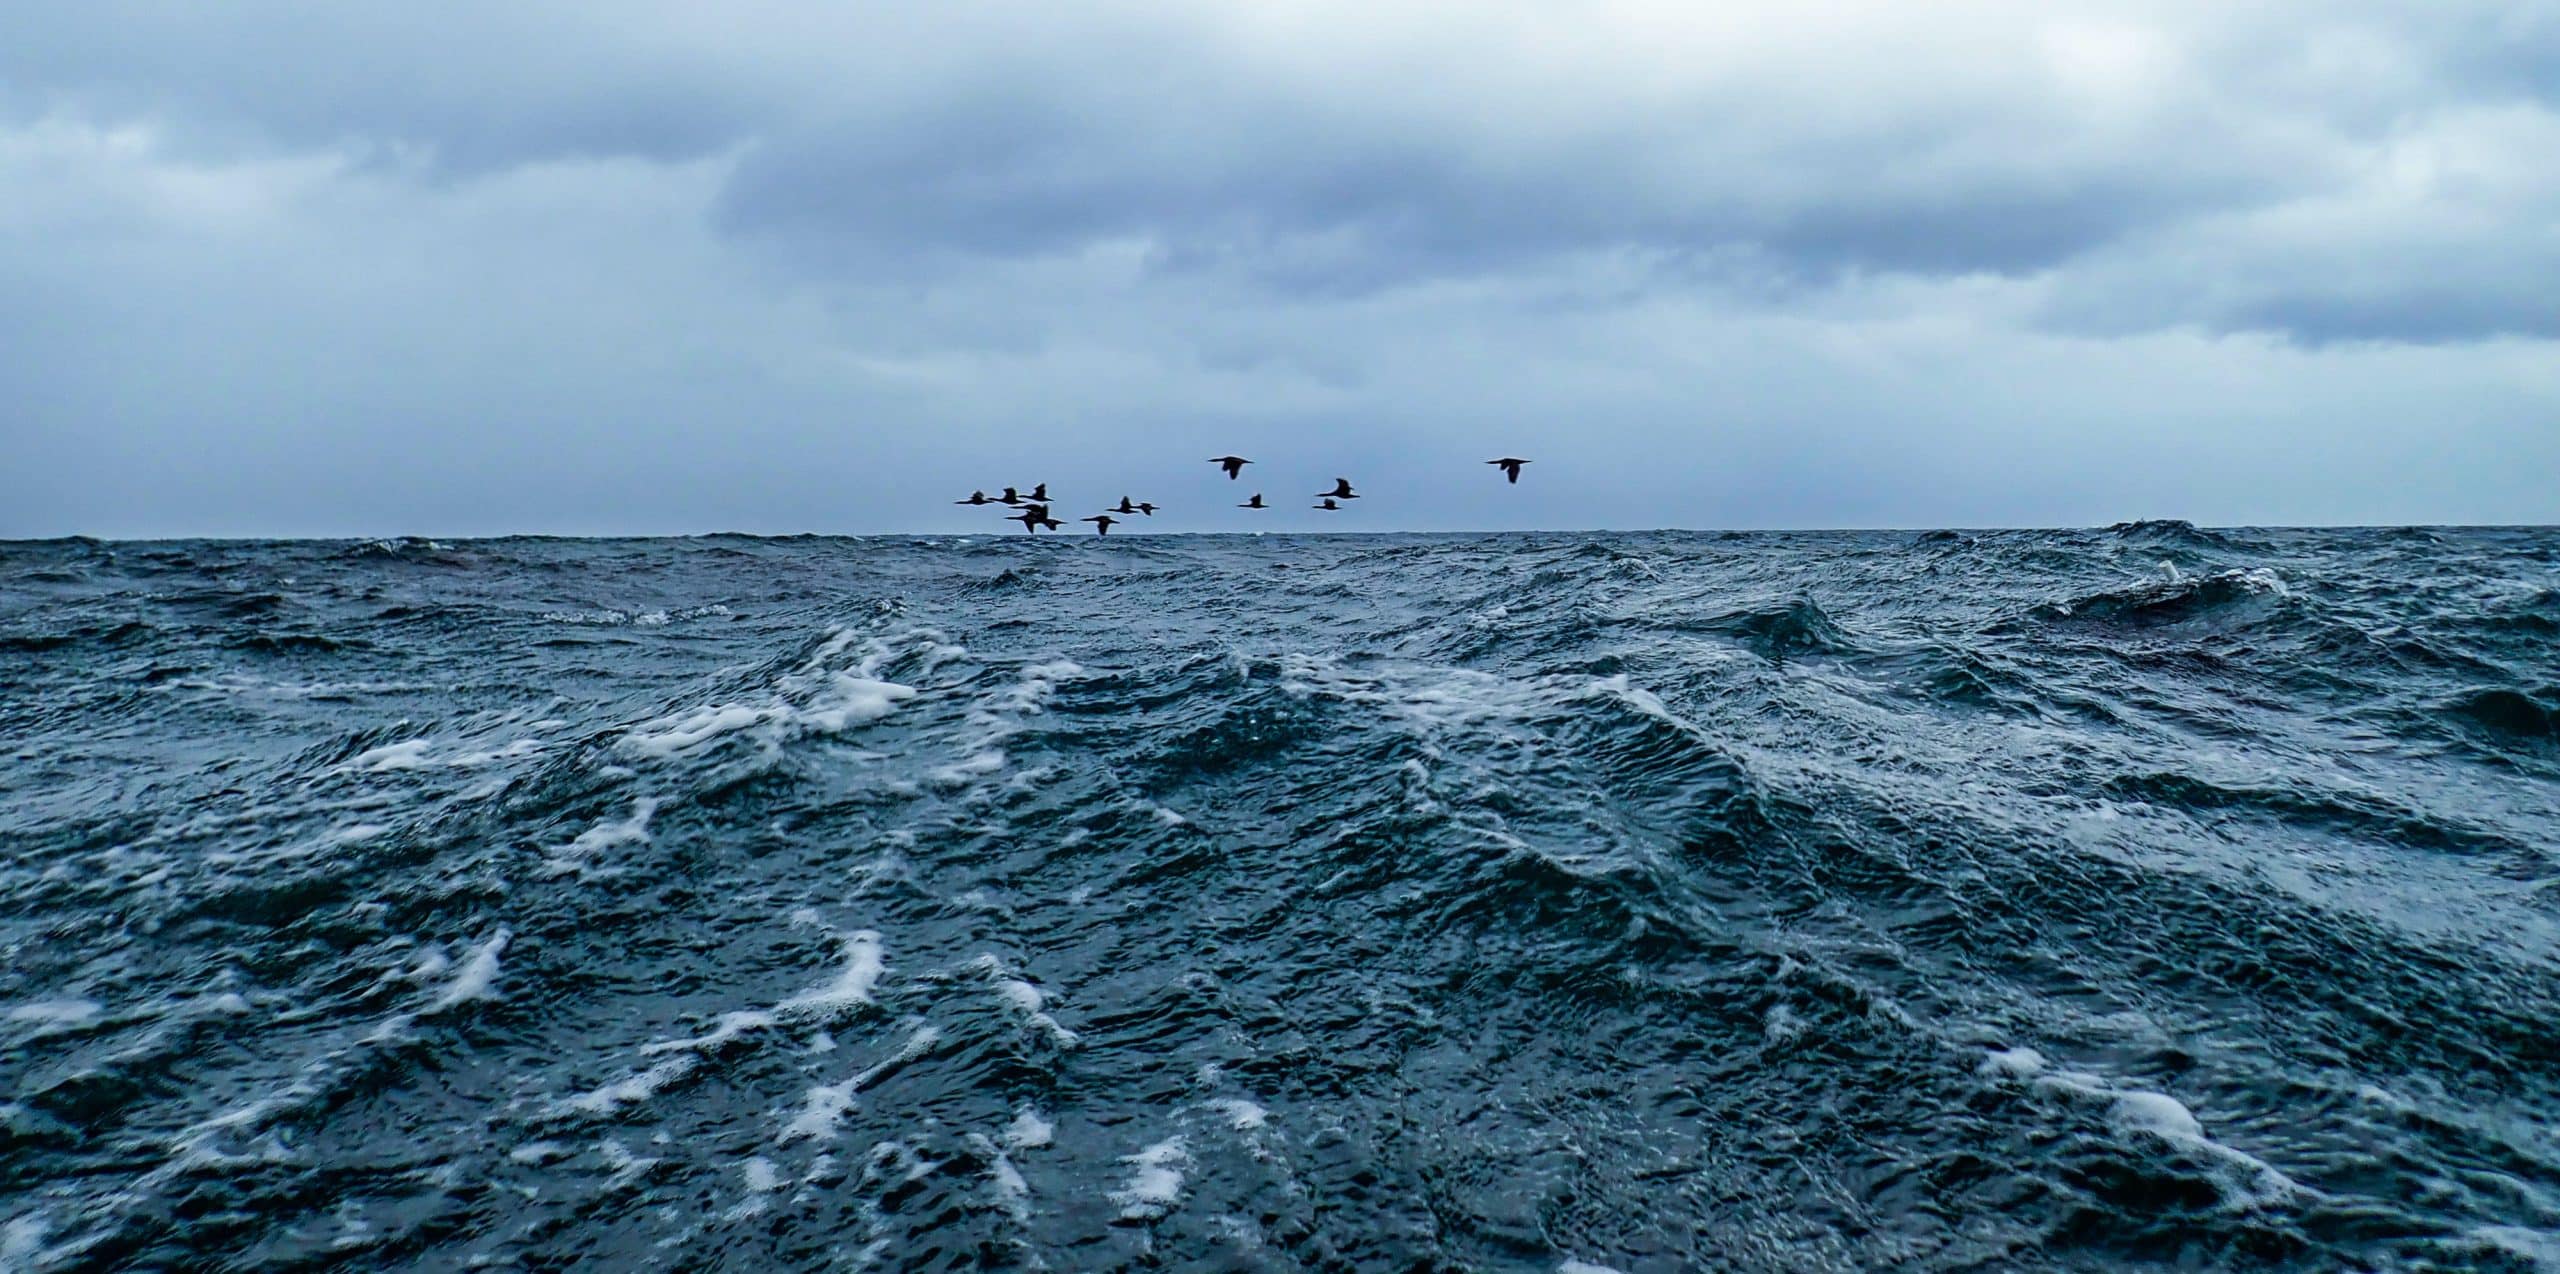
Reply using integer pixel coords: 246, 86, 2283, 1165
3, 524, 2556, 1272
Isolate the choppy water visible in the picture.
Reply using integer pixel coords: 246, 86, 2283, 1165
3, 525, 2557, 1271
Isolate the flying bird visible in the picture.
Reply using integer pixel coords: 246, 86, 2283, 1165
1083, 514, 1119, 536
998, 486, 1026, 506
1134, 502, 1157, 516
1113, 496, 1137, 514
1009, 507, 1052, 534
1239, 494, 1266, 509
955, 490, 991, 505
1488, 458, 1530, 484
1317, 478, 1358, 500
1026, 483, 1051, 502
1313, 498, 1344, 511
1210, 456, 1252, 480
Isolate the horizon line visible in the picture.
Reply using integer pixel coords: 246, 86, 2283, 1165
6, 520, 2555, 546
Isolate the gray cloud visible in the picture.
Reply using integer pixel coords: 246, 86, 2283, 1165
1, 2, 2555, 536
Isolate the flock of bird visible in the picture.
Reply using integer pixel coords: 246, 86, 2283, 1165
955, 456, 1533, 534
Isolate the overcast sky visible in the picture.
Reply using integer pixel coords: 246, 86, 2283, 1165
4, 1, 2555, 536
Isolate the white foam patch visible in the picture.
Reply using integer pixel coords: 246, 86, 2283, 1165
545, 797, 659, 875
989, 1152, 1030, 1220
448, 738, 546, 767
776, 932, 885, 1022
1004, 1109, 1054, 1150
743, 1155, 780, 1193
1111, 1137, 1189, 1220
423, 929, 508, 1014
598, 1138, 660, 1189
1979, 1046, 2299, 1208
621, 628, 917, 760
5, 998, 101, 1027
2110, 1089, 2206, 1141
509, 1140, 570, 1165
1003, 660, 1085, 713
1763, 1004, 1802, 1045
564, 1057, 699, 1117
1560, 1261, 1629, 1274
639, 1010, 776, 1056
777, 1023, 943, 1144
348, 740, 434, 772
2461, 1225, 2560, 1267
559, 929, 885, 1122
1977, 1046, 2047, 1078
779, 1080, 859, 1145
987, 969, 1079, 1046
3, 1213, 48, 1270
1206, 1099, 1269, 1131
930, 750, 1008, 787
963, 1130, 1036, 1222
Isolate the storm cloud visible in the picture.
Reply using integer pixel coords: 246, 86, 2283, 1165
3, 1, 2554, 535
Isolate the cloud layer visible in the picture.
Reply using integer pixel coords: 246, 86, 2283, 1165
4, 1, 2555, 534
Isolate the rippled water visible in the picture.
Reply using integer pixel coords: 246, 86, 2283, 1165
3, 525, 2557, 1270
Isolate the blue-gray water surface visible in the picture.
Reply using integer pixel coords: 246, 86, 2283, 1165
3, 525, 2558, 1271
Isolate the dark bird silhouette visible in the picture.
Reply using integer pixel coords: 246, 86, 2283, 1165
1083, 515, 1119, 536
1318, 478, 1358, 500
1240, 493, 1266, 509
1135, 502, 1157, 516
1313, 498, 1343, 511
1113, 496, 1137, 514
1027, 483, 1050, 502
955, 490, 991, 505
1488, 458, 1530, 484
1210, 456, 1251, 480
998, 486, 1026, 505
1009, 507, 1049, 534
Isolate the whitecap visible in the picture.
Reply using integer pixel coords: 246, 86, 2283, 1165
620, 627, 919, 760
778, 1079, 859, 1145
5, 998, 101, 1027
1980, 1046, 2298, 1208
348, 740, 434, 772
545, 797, 659, 874
2, 1212, 48, 1270
564, 1057, 699, 1117
447, 738, 545, 767
2460, 1225, 2560, 1267
423, 929, 508, 1015
775, 931, 885, 1022
1976, 1046, 2046, 1078
775, 1023, 942, 1144
597, 1138, 660, 1189
1110, 1137, 1189, 1220
1004, 1109, 1054, 1150
1206, 1098, 1268, 1131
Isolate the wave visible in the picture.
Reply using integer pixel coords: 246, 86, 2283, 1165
1709, 598, 1857, 660
2104, 518, 2238, 550
8, 528, 2560, 1270
2035, 566, 2290, 630
2443, 686, 2559, 744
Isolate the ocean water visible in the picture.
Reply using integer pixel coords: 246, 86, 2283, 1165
2, 524, 2557, 1271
